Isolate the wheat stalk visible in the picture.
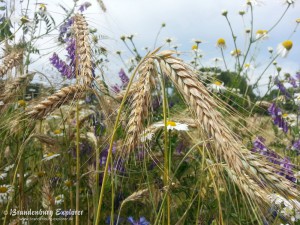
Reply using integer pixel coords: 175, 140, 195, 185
0, 73, 34, 103
74, 14, 93, 86
26, 84, 85, 119
125, 58, 156, 153
155, 51, 299, 200
0, 51, 23, 77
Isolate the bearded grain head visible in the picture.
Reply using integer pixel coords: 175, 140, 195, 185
125, 58, 156, 153
154, 51, 299, 202
26, 84, 85, 120
0, 51, 23, 77
73, 14, 93, 86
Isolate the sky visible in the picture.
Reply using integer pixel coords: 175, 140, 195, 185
11, 0, 300, 94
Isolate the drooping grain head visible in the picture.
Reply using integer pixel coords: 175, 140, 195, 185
0, 51, 23, 77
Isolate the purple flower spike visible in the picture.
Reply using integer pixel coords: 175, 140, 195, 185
128, 217, 150, 225
49, 53, 74, 79
268, 103, 288, 133
79, 2, 92, 12
66, 38, 76, 66
288, 76, 297, 88
274, 77, 291, 99
59, 17, 74, 41
118, 69, 129, 88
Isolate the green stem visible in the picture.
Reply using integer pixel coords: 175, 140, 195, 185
94, 56, 147, 225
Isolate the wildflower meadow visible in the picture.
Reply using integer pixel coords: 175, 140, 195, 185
0, 0, 300, 224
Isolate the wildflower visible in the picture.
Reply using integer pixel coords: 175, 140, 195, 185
207, 81, 226, 93
118, 69, 129, 88
39, 3, 47, 11
268, 47, 273, 53
255, 30, 268, 40
58, 17, 73, 41
192, 45, 198, 50
49, 53, 73, 79
64, 179, 73, 188
20, 16, 30, 24
268, 103, 288, 133
120, 35, 126, 41
153, 121, 189, 131
221, 10, 228, 16
78, 2, 91, 12
243, 63, 254, 72
296, 18, 300, 23
127, 217, 150, 225
294, 93, 300, 105
246, 0, 263, 6
52, 129, 63, 137
274, 77, 291, 99
55, 194, 64, 205
140, 132, 154, 142
0, 185, 13, 204
277, 40, 293, 58
216, 38, 226, 49
127, 34, 135, 40
18, 100, 26, 107
4, 164, 14, 172
0, 173, 7, 180
282, 113, 297, 127
66, 38, 76, 66
42, 153, 60, 161
239, 11, 246, 16
164, 37, 174, 44
230, 49, 242, 57
283, 0, 295, 5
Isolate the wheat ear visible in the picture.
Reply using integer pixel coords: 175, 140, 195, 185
0, 73, 34, 103
156, 52, 299, 199
0, 51, 23, 77
125, 58, 156, 153
26, 84, 85, 119
74, 14, 93, 86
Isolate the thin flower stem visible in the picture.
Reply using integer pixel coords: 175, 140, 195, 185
122, 40, 136, 56
225, 16, 241, 70
153, 25, 164, 49
94, 56, 147, 225
220, 48, 228, 71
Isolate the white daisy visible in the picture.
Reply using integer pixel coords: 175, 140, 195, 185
207, 81, 226, 93
255, 30, 268, 40
153, 121, 189, 131
243, 63, 254, 73
141, 132, 154, 142
230, 49, 242, 57
282, 113, 297, 126
50, 129, 63, 137
277, 40, 293, 58
246, 0, 264, 6
55, 194, 64, 205
42, 153, 60, 161
0, 185, 14, 204
0, 173, 7, 180
4, 164, 15, 172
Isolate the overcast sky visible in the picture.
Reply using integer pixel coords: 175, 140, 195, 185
18, 0, 300, 92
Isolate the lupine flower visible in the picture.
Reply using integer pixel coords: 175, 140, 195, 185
268, 103, 288, 133
111, 84, 121, 93
274, 77, 291, 99
66, 38, 76, 66
279, 157, 296, 183
49, 53, 73, 78
288, 76, 297, 88
127, 217, 150, 225
79, 2, 92, 12
277, 40, 293, 58
118, 69, 129, 88
292, 139, 300, 154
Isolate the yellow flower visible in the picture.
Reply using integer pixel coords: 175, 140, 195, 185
153, 121, 189, 131
39, 3, 47, 11
296, 18, 300, 23
18, 100, 26, 107
230, 49, 242, 57
277, 40, 293, 57
53, 129, 61, 135
20, 16, 30, 24
216, 38, 226, 49
192, 45, 198, 50
256, 30, 268, 40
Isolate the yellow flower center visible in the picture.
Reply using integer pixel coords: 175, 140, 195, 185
217, 38, 225, 46
53, 129, 62, 135
192, 45, 198, 50
296, 18, 300, 23
256, 30, 267, 35
213, 81, 222, 86
244, 63, 250, 68
46, 153, 54, 157
282, 40, 293, 50
0, 186, 8, 193
37, 171, 46, 177
65, 180, 72, 187
18, 100, 26, 107
282, 113, 289, 118
55, 196, 62, 200
167, 121, 177, 127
